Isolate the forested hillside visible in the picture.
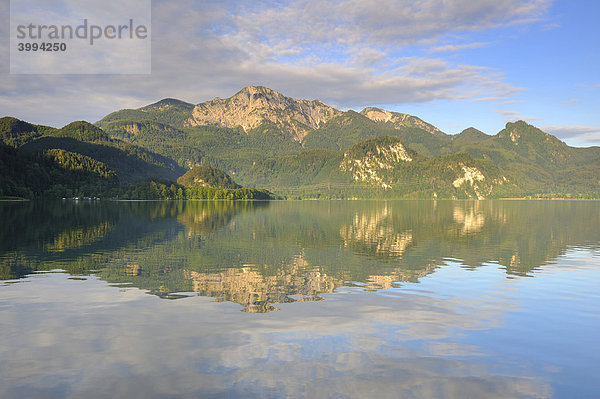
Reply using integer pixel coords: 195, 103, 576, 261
2, 86, 599, 199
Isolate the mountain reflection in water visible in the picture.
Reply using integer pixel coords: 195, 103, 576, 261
1, 200, 598, 312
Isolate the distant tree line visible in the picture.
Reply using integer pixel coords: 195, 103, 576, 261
121, 179, 272, 200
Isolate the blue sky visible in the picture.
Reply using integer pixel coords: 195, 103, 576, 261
1, 0, 599, 146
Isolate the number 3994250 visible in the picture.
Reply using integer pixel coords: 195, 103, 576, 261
17, 42, 67, 51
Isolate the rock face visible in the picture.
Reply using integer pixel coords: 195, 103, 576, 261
187, 86, 342, 141
340, 137, 413, 189
449, 162, 507, 200
360, 107, 444, 136
452, 164, 488, 199
338, 136, 509, 198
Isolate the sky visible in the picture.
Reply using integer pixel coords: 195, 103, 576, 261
1, 0, 599, 146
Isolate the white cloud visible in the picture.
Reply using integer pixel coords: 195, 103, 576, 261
495, 110, 520, 116
493, 109, 541, 124
230, 0, 551, 47
541, 125, 600, 137
0, 0, 551, 125
429, 42, 490, 53
541, 125, 600, 145
1, 271, 553, 399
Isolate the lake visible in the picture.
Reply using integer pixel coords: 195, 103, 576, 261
0, 200, 599, 398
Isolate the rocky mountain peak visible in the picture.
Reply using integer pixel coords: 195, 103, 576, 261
360, 107, 394, 123
236, 85, 277, 96
500, 120, 561, 144
187, 86, 342, 141
360, 107, 444, 136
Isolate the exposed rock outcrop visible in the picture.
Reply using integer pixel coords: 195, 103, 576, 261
187, 86, 342, 141
360, 107, 444, 136
340, 137, 413, 189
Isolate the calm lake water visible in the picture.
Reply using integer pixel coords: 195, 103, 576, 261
0, 200, 599, 398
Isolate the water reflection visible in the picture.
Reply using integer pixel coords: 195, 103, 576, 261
340, 204, 414, 258
184, 257, 331, 313
453, 203, 485, 234
2, 270, 565, 399
1, 200, 599, 312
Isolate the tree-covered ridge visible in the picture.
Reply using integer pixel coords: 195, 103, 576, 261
3, 85, 600, 199
247, 149, 345, 189
0, 117, 56, 148
444, 121, 600, 196
84, 119, 205, 169
302, 111, 401, 151
97, 98, 195, 129
50, 121, 111, 142
0, 114, 274, 200
0, 117, 272, 199
236, 136, 516, 199
177, 165, 241, 189
0, 144, 118, 199
98, 117, 304, 172
44, 149, 117, 180
4, 119, 185, 184
95, 120, 188, 142
21, 136, 181, 183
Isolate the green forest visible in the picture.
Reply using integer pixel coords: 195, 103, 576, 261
0, 117, 273, 200
2, 88, 599, 200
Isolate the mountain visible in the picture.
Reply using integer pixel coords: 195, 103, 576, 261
337, 136, 511, 198
95, 86, 451, 168
341, 137, 513, 199
238, 135, 516, 199
360, 107, 445, 136
2, 86, 599, 199
443, 121, 600, 194
0, 117, 56, 148
0, 116, 275, 200
495, 121, 573, 166
92, 88, 599, 198
0, 118, 188, 198
0, 144, 118, 198
18, 120, 183, 183
302, 109, 452, 158
450, 127, 489, 146
302, 111, 398, 151
97, 98, 195, 128
51, 121, 111, 142
187, 86, 342, 141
